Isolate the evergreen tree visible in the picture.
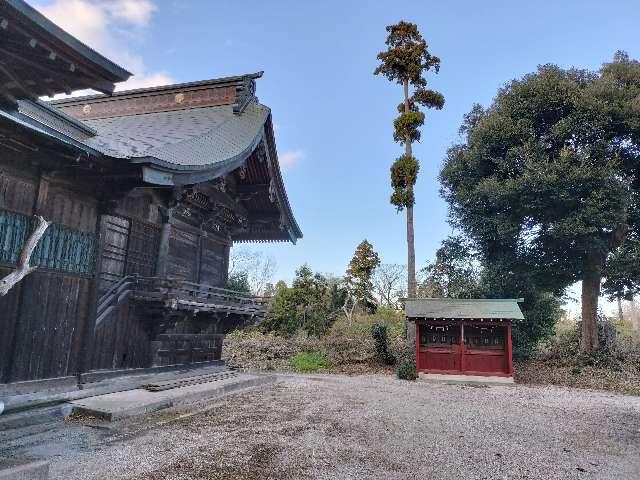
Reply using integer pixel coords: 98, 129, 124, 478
440, 53, 640, 353
375, 21, 444, 298
263, 266, 345, 336
419, 236, 479, 298
346, 240, 381, 311
226, 272, 251, 293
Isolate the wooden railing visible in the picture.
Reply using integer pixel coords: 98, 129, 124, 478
129, 276, 270, 316
95, 274, 269, 330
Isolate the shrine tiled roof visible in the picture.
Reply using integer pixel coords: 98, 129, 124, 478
74, 101, 268, 169
6, 73, 302, 242
405, 298, 525, 320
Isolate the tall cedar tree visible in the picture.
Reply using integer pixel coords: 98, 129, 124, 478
374, 21, 444, 297
440, 53, 640, 353
346, 240, 381, 310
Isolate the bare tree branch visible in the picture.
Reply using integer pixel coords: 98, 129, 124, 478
373, 263, 407, 308
0, 215, 50, 296
229, 247, 276, 296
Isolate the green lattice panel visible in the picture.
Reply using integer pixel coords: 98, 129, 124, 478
0, 209, 96, 275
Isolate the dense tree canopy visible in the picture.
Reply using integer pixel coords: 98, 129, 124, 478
418, 236, 479, 298
262, 266, 346, 336
440, 52, 640, 352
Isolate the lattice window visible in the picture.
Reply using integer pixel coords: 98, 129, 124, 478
419, 324, 460, 346
464, 325, 505, 350
0, 209, 96, 275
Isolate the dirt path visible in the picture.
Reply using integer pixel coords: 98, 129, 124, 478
40, 374, 640, 479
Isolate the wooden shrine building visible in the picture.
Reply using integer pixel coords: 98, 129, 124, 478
406, 299, 524, 378
0, 0, 301, 383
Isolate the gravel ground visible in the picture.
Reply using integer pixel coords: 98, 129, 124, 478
37, 374, 640, 479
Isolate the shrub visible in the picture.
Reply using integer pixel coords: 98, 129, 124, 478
262, 266, 344, 336
289, 351, 331, 373
371, 323, 396, 365
397, 361, 418, 381
540, 315, 640, 370
226, 272, 251, 293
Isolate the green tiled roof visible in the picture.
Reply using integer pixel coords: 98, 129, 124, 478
80, 101, 269, 169
405, 298, 524, 320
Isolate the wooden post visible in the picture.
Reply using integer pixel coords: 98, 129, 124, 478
414, 320, 420, 370
156, 208, 172, 278
459, 320, 465, 373
506, 322, 513, 375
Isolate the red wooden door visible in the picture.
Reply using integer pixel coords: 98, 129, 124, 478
462, 324, 508, 375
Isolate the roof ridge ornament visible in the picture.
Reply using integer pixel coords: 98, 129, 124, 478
233, 72, 262, 114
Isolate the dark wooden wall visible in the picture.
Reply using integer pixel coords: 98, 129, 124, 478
200, 237, 229, 286
167, 226, 199, 281
1, 174, 235, 382
0, 166, 98, 382
91, 192, 162, 371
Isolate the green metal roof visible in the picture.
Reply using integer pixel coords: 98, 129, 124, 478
405, 298, 524, 320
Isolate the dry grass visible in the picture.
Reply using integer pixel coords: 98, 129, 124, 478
226, 313, 640, 396
516, 360, 640, 395
223, 310, 406, 375
516, 318, 640, 395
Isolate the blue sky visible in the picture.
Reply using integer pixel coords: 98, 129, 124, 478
36, 0, 640, 285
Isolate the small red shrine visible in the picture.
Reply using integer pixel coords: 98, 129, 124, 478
406, 298, 524, 378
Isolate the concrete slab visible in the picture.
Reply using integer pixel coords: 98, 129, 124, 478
70, 390, 173, 421
0, 377, 77, 397
0, 364, 229, 415
69, 374, 275, 421
418, 373, 515, 386
0, 460, 49, 480
78, 360, 224, 385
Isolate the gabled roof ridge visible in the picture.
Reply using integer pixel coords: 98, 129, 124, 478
18, 99, 97, 136
49, 71, 264, 105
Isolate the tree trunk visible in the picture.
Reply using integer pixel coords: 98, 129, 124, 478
406, 206, 416, 298
0, 215, 50, 296
631, 297, 639, 342
580, 252, 602, 353
403, 78, 417, 298
617, 297, 623, 322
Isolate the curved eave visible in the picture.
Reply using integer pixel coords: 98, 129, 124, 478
262, 115, 303, 242
134, 110, 301, 244
5, 0, 131, 83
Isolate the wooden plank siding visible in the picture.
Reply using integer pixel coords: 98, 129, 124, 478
91, 301, 152, 371
0, 265, 23, 382
1, 169, 237, 382
0, 170, 98, 382
167, 227, 199, 281
199, 237, 229, 286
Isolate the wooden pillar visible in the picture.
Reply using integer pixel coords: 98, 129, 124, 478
79, 204, 106, 374
414, 320, 419, 370
156, 208, 172, 278
407, 318, 417, 362
506, 322, 513, 375
459, 320, 465, 373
